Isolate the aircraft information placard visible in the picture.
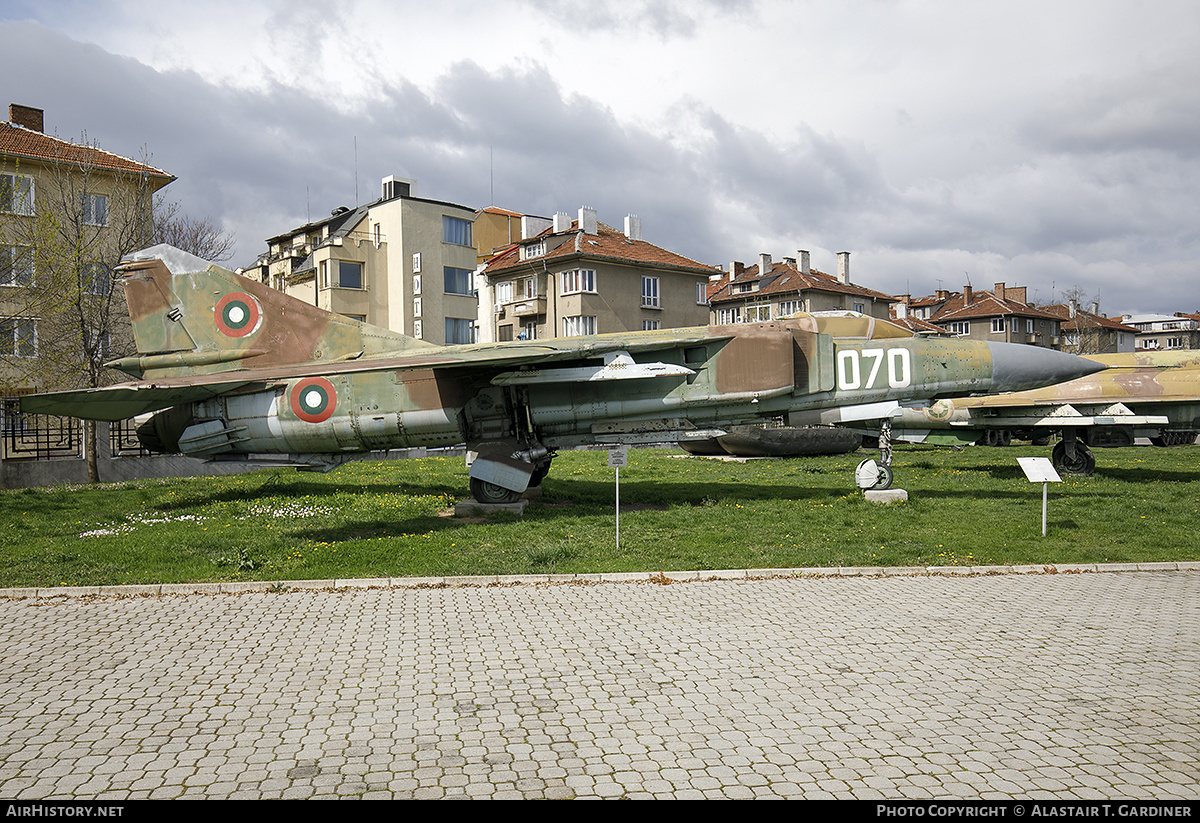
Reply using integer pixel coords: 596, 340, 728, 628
1017, 457, 1061, 483
1017, 457, 1061, 536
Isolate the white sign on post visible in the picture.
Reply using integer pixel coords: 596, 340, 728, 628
609, 447, 628, 548
1017, 457, 1062, 537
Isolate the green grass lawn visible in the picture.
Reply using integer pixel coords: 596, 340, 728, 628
1, 443, 1197, 587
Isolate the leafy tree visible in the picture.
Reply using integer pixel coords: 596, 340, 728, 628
1, 133, 169, 481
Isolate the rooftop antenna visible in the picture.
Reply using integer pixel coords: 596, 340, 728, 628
306, 185, 310, 223
490, 145, 494, 206
354, 136, 359, 206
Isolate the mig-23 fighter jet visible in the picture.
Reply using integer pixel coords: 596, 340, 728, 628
22, 246, 1105, 502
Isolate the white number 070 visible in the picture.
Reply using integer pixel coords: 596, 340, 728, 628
837, 348, 912, 390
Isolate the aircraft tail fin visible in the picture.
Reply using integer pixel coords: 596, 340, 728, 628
107, 244, 436, 379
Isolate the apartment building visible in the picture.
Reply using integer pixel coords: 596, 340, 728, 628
1119, 313, 1200, 351
707, 251, 895, 324
477, 207, 717, 342
898, 283, 1062, 348
1, 103, 175, 395
243, 177, 480, 345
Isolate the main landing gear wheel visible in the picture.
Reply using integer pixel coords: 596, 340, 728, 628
855, 459, 894, 491
469, 478, 521, 505
1051, 441, 1095, 476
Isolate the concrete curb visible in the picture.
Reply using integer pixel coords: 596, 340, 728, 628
2, 561, 1196, 600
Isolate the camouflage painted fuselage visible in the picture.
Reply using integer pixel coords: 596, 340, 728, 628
869, 350, 1200, 447
23, 247, 1106, 493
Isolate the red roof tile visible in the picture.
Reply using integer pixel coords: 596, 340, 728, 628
1037, 304, 1139, 333
708, 260, 896, 304
483, 221, 718, 276
0, 122, 173, 181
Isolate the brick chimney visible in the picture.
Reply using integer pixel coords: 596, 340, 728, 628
994, 282, 1006, 298
8, 104, 43, 132
964, 284, 973, 304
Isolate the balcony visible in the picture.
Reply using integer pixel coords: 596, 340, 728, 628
512, 297, 547, 317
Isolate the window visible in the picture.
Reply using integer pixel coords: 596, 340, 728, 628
522, 241, 545, 260
642, 320, 660, 331
991, 318, 1006, 334
1167, 337, 1184, 348
321, 260, 363, 289
562, 315, 596, 337
0, 173, 34, 215
777, 300, 802, 317
733, 283, 755, 294
0, 318, 36, 357
343, 314, 366, 323
0, 246, 33, 287
520, 277, 536, 299
81, 193, 108, 226
337, 261, 362, 289
498, 325, 513, 342
853, 302, 865, 314
717, 307, 741, 325
1011, 317, 1021, 333
948, 321, 970, 336
442, 215, 473, 247
744, 303, 771, 323
82, 262, 110, 296
1026, 319, 1035, 334
443, 266, 474, 295
521, 321, 537, 340
445, 317, 476, 345
496, 281, 514, 304
697, 282, 708, 305
562, 269, 596, 295
641, 276, 660, 308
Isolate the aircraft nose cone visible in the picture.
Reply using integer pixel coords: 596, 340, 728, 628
987, 343, 1106, 393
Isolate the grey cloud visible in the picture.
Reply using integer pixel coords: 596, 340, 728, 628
1022, 65, 1200, 160
518, 0, 756, 39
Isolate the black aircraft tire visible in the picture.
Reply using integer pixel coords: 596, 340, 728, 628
1051, 442, 1096, 476
469, 478, 521, 505
528, 464, 551, 487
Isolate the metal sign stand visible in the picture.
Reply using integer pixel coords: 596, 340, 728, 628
1017, 457, 1062, 537
609, 447, 628, 548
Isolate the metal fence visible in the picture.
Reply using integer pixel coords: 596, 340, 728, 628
109, 416, 149, 458
1, 398, 81, 460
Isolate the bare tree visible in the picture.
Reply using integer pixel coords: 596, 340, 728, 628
152, 196, 236, 263
1, 134, 166, 481
1058, 285, 1106, 354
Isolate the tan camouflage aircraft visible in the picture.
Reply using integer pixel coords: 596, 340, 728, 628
22, 245, 1106, 501
828, 350, 1200, 474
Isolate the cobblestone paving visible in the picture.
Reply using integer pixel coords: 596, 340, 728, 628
0, 570, 1196, 799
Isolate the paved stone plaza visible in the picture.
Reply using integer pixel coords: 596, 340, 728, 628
0, 567, 1196, 799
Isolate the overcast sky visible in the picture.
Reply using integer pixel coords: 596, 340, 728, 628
3, 0, 1198, 316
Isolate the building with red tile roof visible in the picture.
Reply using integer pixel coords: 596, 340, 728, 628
897, 282, 1063, 348
478, 207, 718, 341
706, 250, 896, 324
1036, 303, 1138, 353
1, 103, 175, 402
